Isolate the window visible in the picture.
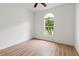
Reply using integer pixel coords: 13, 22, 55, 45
44, 13, 54, 35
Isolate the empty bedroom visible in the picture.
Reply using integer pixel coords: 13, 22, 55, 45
0, 3, 79, 56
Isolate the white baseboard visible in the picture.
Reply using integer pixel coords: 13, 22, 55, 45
33, 37, 74, 47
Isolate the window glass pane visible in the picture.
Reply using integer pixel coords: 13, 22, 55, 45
44, 13, 54, 35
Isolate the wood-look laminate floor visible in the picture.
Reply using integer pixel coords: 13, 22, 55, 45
0, 39, 78, 56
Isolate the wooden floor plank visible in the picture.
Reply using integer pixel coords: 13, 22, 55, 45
0, 39, 78, 56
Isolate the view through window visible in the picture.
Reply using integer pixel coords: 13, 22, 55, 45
44, 13, 54, 35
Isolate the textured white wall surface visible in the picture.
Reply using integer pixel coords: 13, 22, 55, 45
75, 3, 79, 54
34, 4, 75, 46
0, 4, 34, 49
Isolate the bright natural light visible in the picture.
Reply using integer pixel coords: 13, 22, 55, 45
44, 13, 54, 18
44, 13, 54, 35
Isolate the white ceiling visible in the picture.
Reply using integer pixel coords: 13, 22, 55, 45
1, 3, 64, 12
19, 3, 64, 12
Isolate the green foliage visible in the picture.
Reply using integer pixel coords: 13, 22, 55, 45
45, 17, 54, 35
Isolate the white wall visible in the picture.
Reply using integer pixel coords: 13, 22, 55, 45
0, 3, 76, 49
0, 4, 34, 49
75, 3, 79, 54
34, 4, 75, 46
